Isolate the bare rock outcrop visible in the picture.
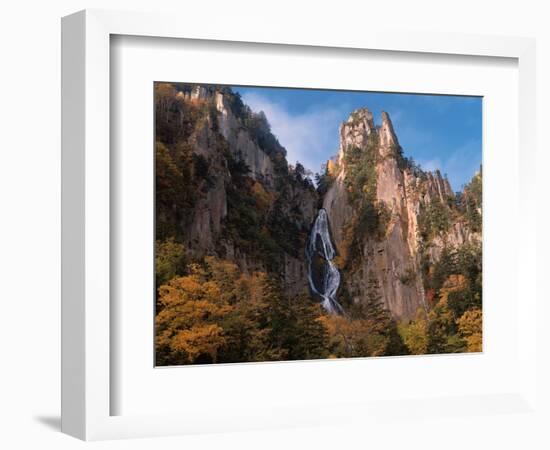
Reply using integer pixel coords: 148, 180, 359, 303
158, 83, 480, 317
324, 109, 479, 320
164, 85, 317, 296
215, 93, 276, 186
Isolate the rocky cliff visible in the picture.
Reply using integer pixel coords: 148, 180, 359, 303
322, 109, 481, 320
155, 83, 317, 296
156, 84, 481, 321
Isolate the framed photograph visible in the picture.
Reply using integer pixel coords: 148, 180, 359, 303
62, 9, 537, 441
152, 81, 483, 367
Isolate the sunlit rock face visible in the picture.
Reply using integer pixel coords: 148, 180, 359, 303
159, 85, 480, 319
161, 85, 318, 297
323, 109, 480, 320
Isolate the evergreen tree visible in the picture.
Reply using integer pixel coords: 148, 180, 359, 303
362, 273, 390, 326
348, 272, 408, 356
288, 294, 330, 360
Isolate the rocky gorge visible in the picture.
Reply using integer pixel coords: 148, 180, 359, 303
155, 83, 482, 325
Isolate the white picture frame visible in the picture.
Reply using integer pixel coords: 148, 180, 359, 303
61, 9, 537, 441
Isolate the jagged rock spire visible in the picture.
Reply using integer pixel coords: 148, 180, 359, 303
337, 109, 401, 163
379, 111, 399, 149
337, 108, 375, 164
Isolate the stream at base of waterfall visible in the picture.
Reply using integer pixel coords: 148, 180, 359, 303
306, 209, 344, 314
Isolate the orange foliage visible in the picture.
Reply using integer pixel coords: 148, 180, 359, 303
171, 324, 226, 363
251, 181, 273, 211
155, 262, 234, 364
439, 274, 467, 304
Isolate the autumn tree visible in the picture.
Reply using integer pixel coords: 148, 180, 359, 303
399, 308, 428, 355
218, 272, 288, 363
457, 308, 482, 352
318, 314, 355, 358
320, 273, 407, 358
426, 299, 453, 353
156, 256, 332, 365
155, 264, 232, 365
354, 272, 407, 356
155, 238, 187, 293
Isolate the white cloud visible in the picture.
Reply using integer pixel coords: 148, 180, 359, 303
419, 158, 443, 173
241, 93, 346, 174
240, 93, 481, 191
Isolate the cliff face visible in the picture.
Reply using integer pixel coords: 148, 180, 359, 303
155, 83, 317, 296
156, 84, 481, 320
323, 109, 480, 320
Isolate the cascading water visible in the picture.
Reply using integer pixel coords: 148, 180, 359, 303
306, 209, 343, 314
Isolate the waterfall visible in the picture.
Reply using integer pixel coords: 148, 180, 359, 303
306, 209, 343, 314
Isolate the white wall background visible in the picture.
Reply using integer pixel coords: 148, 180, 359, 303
0, 1, 548, 448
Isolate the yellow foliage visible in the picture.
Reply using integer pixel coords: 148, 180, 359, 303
327, 159, 337, 177
155, 238, 186, 288
155, 261, 236, 363
399, 308, 428, 355
457, 308, 482, 352
318, 314, 388, 358
327, 317, 354, 356
155, 257, 285, 365
429, 297, 454, 327
251, 181, 273, 211
438, 274, 467, 304
155, 82, 176, 98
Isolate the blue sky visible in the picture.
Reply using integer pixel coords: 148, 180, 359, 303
233, 86, 482, 191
